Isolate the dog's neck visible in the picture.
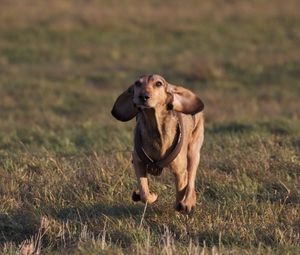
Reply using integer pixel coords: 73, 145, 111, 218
138, 106, 178, 160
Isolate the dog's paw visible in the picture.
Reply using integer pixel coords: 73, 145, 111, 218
175, 201, 195, 214
132, 191, 158, 204
175, 190, 196, 214
142, 192, 158, 204
137, 192, 158, 204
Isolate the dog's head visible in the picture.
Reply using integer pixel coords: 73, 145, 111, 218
111, 74, 204, 122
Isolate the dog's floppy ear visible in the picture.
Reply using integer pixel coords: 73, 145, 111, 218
167, 84, 204, 115
111, 85, 138, 121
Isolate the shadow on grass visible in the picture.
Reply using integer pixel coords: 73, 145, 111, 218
0, 203, 148, 245
196, 230, 240, 247
256, 181, 300, 204
0, 209, 40, 245
49, 203, 157, 249
49, 202, 147, 222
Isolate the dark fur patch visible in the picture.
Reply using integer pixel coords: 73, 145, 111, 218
166, 92, 174, 111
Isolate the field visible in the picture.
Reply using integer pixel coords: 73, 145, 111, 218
0, 0, 300, 254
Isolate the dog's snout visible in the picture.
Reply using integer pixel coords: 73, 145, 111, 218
139, 93, 150, 102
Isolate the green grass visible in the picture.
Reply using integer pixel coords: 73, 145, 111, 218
0, 0, 300, 254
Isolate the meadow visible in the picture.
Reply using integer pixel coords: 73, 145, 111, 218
0, 0, 300, 254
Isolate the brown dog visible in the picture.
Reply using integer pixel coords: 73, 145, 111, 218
111, 74, 204, 213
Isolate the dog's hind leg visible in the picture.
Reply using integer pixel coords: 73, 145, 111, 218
175, 119, 204, 213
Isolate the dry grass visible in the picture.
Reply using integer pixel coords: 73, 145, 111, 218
0, 0, 300, 254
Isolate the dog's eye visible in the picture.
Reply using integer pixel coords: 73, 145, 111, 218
155, 81, 163, 87
135, 81, 142, 87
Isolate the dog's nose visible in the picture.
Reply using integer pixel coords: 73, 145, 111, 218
139, 93, 150, 102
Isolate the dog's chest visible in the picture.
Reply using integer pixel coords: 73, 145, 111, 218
141, 128, 176, 161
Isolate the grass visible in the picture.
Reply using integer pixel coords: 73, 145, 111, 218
0, 0, 300, 254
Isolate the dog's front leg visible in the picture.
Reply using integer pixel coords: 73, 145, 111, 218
131, 152, 158, 204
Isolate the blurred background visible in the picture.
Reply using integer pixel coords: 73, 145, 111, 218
1, 0, 299, 137
0, 0, 300, 254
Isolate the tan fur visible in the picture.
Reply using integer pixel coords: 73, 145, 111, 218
111, 74, 204, 213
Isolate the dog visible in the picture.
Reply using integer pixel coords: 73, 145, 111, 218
111, 74, 204, 213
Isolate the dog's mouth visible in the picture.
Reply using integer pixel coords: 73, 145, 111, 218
134, 100, 152, 109
135, 104, 152, 110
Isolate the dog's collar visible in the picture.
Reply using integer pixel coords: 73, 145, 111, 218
134, 112, 184, 176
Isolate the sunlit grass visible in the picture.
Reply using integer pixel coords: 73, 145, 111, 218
0, 0, 300, 254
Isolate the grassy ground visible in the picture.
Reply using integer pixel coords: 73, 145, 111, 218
0, 0, 300, 254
